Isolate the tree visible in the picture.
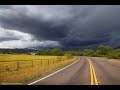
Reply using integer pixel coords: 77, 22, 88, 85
78, 50, 83, 56
64, 51, 73, 59
92, 50, 103, 57
51, 48, 63, 56
98, 45, 113, 56
83, 49, 94, 56
45, 49, 51, 55
72, 50, 83, 56
107, 49, 120, 59
37, 49, 45, 55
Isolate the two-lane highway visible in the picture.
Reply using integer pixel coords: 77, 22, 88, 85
90, 57, 120, 85
27, 57, 120, 85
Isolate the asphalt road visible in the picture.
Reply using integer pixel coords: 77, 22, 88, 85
27, 57, 120, 85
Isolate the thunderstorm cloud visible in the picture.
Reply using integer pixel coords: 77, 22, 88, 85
0, 5, 120, 49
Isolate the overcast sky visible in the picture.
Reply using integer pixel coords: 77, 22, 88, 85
0, 5, 120, 49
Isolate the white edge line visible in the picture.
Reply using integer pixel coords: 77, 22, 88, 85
28, 58, 80, 85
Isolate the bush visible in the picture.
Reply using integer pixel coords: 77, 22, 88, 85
83, 49, 94, 56
36, 49, 45, 55
107, 49, 120, 59
57, 56, 62, 61
92, 50, 105, 57
98, 45, 113, 56
72, 51, 83, 56
51, 48, 63, 56
64, 51, 73, 59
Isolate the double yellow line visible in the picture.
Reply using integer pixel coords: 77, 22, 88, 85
86, 58, 99, 85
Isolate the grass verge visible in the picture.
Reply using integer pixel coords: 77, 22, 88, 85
0, 55, 77, 85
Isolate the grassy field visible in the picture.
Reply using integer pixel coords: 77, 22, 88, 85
0, 54, 77, 84
0, 54, 59, 61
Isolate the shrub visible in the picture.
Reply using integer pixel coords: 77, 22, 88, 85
107, 49, 120, 59
98, 45, 113, 56
64, 52, 73, 59
83, 49, 94, 56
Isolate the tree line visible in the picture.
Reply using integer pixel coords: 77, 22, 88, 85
0, 45, 119, 59
36, 45, 120, 59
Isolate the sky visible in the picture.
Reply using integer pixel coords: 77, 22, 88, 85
0, 5, 120, 49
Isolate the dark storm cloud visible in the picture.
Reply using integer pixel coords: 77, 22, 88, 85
62, 33, 112, 48
0, 5, 73, 41
0, 15, 69, 40
0, 5, 120, 48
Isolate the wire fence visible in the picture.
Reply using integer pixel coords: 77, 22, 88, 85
0, 57, 68, 72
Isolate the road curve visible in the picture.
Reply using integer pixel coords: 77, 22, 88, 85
26, 57, 120, 85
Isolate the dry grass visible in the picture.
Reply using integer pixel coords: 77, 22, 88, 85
108, 58, 120, 63
0, 54, 77, 84
0, 54, 62, 72
0, 54, 58, 61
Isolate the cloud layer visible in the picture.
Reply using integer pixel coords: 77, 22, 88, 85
0, 5, 120, 49
0, 28, 61, 49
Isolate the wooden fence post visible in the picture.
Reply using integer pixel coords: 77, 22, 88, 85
32, 60, 33, 67
41, 59, 42, 66
48, 59, 49, 65
53, 59, 54, 64
17, 60, 20, 70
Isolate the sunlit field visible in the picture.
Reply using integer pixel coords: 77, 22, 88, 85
0, 54, 77, 84
0, 54, 59, 61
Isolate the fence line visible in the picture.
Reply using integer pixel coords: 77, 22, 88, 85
17, 60, 20, 70
0, 57, 68, 72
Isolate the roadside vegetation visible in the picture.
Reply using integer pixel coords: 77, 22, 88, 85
36, 45, 120, 59
0, 45, 119, 84
0, 45, 119, 59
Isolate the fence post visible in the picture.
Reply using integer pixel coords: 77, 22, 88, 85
32, 60, 33, 67
48, 59, 49, 65
53, 59, 54, 64
17, 60, 20, 70
41, 59, 42, 66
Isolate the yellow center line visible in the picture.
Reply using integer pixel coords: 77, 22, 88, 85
91, 63, 98, 85
86, 58, 99, 85
90, 63, 94, 85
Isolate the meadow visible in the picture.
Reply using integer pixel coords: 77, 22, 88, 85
0, 54, 77, 84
